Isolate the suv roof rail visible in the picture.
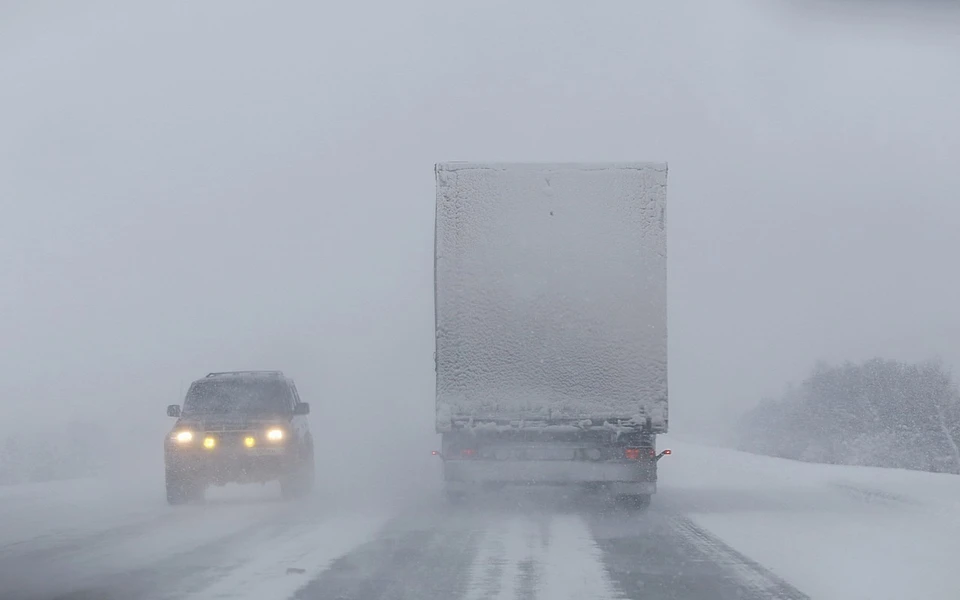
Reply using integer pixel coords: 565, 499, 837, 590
205, 370, 285, 378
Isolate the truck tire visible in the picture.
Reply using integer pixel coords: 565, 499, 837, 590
618, 494, 651, 510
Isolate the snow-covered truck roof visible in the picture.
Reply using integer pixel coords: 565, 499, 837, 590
434, 162, 668, 433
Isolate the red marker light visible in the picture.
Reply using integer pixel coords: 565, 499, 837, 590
431, 450, 439, 455
662, 449, 672, 455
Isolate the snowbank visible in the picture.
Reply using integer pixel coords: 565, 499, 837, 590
661, 440, 960, 600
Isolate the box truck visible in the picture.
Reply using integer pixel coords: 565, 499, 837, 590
434, 162, 668, 507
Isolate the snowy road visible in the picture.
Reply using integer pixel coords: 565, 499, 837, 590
296, 495, 806, 600
5, 441, 960, 599
0, 478, 805, 600
0, 481, 388, 600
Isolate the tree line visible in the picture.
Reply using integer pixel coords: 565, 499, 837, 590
738, 358, 960, 474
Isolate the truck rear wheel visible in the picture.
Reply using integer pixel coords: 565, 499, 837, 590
618, 494, 651, 510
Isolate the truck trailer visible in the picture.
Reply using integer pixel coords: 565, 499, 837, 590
433, 162, 669, 507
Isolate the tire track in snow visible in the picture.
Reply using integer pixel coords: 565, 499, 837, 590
671, 517, 809, 600
294, 509, 482, 600
828, 482, 915, 506
462, 513, 620, 600
536, 514, 621, 600
462, 516, 535, 600
2, 507, 288, 600
5, 500, 387, 600
172, 513, 388, 600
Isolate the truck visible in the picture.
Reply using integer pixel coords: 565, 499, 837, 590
433, 162, 669, 508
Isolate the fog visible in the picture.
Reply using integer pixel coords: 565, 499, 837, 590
2, 0, 959, 495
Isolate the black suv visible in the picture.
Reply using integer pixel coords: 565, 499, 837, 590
164, 371, 314, 504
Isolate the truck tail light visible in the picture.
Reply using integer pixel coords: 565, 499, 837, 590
625, 447, 656, 460
461, 448, 476, 458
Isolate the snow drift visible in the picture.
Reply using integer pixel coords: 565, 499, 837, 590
663, 440, 960, 600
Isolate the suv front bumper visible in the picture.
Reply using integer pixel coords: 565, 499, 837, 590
165, 445, 293, 484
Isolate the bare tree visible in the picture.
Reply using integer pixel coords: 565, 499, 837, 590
739, 358, 960, 474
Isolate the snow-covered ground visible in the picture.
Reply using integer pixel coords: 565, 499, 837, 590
0, 476, 390, 600
3, 442, 960, 599
662, 439, 960, 600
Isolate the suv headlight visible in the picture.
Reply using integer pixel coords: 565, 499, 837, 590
174, 431, 194, 443
266, 428, 284, 442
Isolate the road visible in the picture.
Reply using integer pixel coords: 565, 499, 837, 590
4, 444, 960, 600
0, 479, 808, 600
297, 493, 807, 600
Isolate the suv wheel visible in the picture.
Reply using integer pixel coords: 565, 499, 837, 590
280, 448, 314, 500
166, 469, 204, 505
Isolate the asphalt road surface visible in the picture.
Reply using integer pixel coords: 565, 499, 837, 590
0, 483, 808, 600
295, 492, 808, 600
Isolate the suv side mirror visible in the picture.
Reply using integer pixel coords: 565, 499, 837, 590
167, 404, 181, 418
294, 403, 310, 416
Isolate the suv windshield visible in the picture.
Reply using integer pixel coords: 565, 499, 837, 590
182, 379, 291, 415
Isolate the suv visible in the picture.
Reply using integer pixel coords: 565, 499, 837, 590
164, 371, 314, 504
